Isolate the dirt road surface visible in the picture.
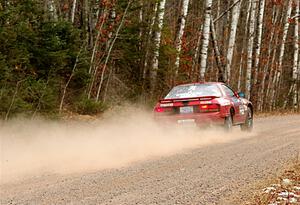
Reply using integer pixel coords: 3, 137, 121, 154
1, 115, 299, 205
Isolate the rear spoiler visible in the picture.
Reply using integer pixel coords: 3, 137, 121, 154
159, 96, 219, 104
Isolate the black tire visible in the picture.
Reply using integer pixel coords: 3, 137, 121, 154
241, 107, 253, 132
224, 115, 233, 131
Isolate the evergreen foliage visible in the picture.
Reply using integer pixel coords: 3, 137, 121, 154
0, 0, 299, 119
0, 0, 90, 118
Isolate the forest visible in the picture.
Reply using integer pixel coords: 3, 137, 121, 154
0, 0, 299, 119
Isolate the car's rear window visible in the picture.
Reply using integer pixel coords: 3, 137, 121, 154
164, 84, 222, 99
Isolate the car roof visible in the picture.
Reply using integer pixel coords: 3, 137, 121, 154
175, 82, 225, 86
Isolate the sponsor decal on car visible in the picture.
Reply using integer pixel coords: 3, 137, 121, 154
217, 99, 231, 106
239, 105, 245, 115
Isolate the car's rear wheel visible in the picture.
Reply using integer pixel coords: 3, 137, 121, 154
241, 107, 253, 132
224, 115, 233, 131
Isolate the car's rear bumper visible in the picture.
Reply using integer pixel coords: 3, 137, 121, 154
154, 112, 225, 127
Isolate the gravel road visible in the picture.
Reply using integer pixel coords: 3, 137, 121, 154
1, 115, 299, 205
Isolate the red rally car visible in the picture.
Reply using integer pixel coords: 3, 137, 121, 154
154, 82, 253, 131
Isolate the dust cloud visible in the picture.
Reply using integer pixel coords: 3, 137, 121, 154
0, 109, 253, 184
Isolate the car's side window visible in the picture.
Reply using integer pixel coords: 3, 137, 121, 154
222, 85, 235, 97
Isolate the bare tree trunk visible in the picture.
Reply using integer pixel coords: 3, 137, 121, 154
245, 0, 257, 100
253, 0, 265, 86
46, 0, 58, 20
5, 80, 25, 121
59, 43, 85, 113
266, 9, 284, 111
270, 0, 292, 109
89, 8, 108, 74
215, 0, 221, 40
191, 25, 203, 81
213, 0, 242, 23
237, 0, 251, 91
225, 0, 242, 83
71, 0, 77, 23
284, 0, 299, 110
87, 9, 108, 99
95, 1, 131, 101
257, 6, 279, 111
138, 0, 143, 52
293, 0, 299, 110
103, 67, 114, 103
211, 16, 225, 82
199, 0, 213, 81
150, 0, 166, 95
143, 2, 158, 80
174, 0, 190, 81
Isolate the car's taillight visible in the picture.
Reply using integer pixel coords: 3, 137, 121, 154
199, 104, 220, 112
154, 105, 173, 113
155, 107, 164, 113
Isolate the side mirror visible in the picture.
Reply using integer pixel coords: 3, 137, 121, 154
238, 92, 246, 98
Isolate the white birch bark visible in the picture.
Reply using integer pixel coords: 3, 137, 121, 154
237, 0, 251, 91
257, 6, 279, 111
266, 10, 284, 110
143, 3, 158, 80
150, 0, 166, 93
283, 0, 299, 110
199, 0, 213, 81
270, 0, 292, 108
191, 25, 203, 80
245, 0, 257, 100
71, 0, 77, 23
253, 0, 265, 85
174, 0, 190, 79
211, 16, 225, 82
48, 0, 58, 20
276, 0, 292, 84
216, 0, 221, 39
138, 1, 143, 42
292, 0, 299, 110
225, 0, 242, 83
87, 9, 109, 99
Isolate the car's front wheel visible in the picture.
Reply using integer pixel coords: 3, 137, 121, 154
241, 107, 253, 132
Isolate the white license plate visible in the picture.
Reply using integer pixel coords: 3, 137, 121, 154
180, 106, 193, 114
177, 119, 195, 124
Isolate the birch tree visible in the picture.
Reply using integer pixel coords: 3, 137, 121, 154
292, 0, 299, 110
50, 0, 57, 20
276, 0, 293, 86
211, 16, 225, 82
270, 0, 292, 108
71, 0, 77, 23
257, 6, 280, 111
150, 0, 166, 94
283, 0, 299, 110
245, 0, 257, 99
174, 0, 190, 80
237, 1, 251, 91
46, 0, 58, 20
199, 0, 213, 81
225, 0, 242, 83
253, 0, 265, 85
143, 2, 158, 80
191, 25, 203, 80
95, 1, 131, 101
